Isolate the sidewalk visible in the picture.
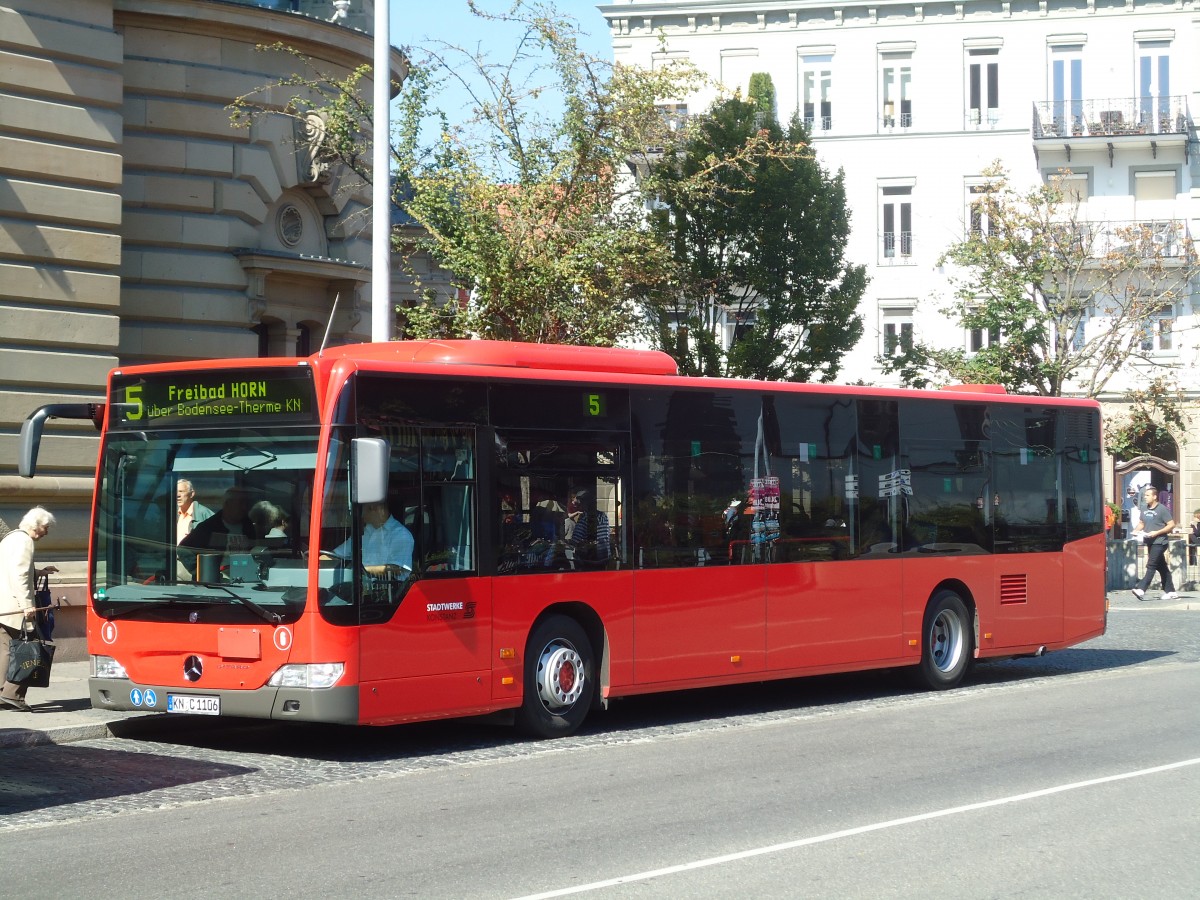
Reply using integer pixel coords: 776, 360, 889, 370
0, 660, 154, 749
1107, 586, 1198, 611
2, 588, 1195, 749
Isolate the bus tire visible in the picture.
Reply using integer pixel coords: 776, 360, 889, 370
515, 615, 595, 739
914, 590, 972, 690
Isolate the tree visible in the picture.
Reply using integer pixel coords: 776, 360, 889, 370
232, 3, 708, 345
645, 96, 867, 381
1104, 376, 1190, 461
746, 72, 777, 125
393, 3, 718, 344
880, 162, 1198, 396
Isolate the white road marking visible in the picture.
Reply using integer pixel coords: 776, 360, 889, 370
513, 756, 1200, 899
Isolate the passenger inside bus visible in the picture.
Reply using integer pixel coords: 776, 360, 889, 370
568, 488, 611, 567
178, 487, 255, 577
249, 501, 288, 541
322, 500, 414, 578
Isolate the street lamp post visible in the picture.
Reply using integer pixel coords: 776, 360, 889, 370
371, 0, 391, 342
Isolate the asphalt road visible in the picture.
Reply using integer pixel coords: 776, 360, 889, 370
2, 604, 1198, 898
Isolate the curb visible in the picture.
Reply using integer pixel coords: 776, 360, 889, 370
0, 721, 116, 749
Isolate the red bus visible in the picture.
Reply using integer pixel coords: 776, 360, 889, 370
19, 341, 1106, 737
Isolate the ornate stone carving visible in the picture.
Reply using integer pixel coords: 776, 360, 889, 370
296, 111, 332, 185
278, 204, 304, 246
248, 294, 268, 324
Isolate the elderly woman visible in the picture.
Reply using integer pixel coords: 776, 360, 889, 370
0, 507, 58, 711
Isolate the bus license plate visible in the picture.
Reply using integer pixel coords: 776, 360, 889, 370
166, 694, 220, 716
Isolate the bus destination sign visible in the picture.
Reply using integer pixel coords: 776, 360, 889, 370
111, 369, 318, 429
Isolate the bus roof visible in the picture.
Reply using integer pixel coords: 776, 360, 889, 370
110, 341, 1098, 410
314, 340, 680, 378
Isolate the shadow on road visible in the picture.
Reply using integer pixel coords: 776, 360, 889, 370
971, 647, 1175, 684
97, 646, 1180, 765
0, 745, 254, 817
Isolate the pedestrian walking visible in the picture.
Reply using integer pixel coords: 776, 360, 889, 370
1132, 487, 1178, 601
0, 507, 58, 711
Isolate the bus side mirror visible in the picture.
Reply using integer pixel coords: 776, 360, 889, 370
19, 403, 104, 478
351, 437, 389, 505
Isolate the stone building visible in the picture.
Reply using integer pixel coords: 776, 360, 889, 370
599, 0, 1198, 522
0, 0, 404, 657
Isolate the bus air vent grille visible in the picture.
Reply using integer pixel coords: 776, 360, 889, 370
999, 573, 1028, 605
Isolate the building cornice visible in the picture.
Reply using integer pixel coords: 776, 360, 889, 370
114, 0, 406, 79
600, 0, 1195, 35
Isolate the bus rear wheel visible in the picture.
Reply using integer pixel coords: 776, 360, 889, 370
914, 590, 972, 690
515, 615, 595, 739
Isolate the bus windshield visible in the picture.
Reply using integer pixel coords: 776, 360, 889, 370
91, 426, 321, 624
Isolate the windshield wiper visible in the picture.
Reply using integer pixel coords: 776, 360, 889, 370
100, 596, 204, 620
194, 582, 283, 625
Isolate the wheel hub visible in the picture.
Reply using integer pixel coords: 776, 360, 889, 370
536, 641, 585, 710
930, 610, 963, 672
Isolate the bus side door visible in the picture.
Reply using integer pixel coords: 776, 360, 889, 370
358, 425, 493, 720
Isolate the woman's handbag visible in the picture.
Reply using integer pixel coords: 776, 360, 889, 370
34, 573, 55, 640
6, 620, 55, 688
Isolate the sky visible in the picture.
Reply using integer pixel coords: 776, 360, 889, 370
388, 0, 614, 126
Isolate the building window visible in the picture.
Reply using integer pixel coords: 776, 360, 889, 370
720, 310, 756, 352
881, 55, 913, 129
881, 186, 913, 261
967, 184, 993, 237
967, 49, 999, 127
968, 324, 1000, 354
881, 306, 915, 356
1134, 170, 1176, 208
1050, 45, 1084, 135
1058, 172, 1089, 207
655, 103, 688, 136
800, 54, 833, 132
1134, 170, 1179, 254
278, 205, 304, 247
1137, 40, 1171, 132
1071, 318, 1086, 353
1141, 306, 1174, 353
720, 48, 759, 97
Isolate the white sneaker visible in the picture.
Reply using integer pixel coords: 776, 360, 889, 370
1131, 588, 1145, 599
1161, 592, 1179, 600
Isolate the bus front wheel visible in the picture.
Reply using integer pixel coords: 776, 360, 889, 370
915, 590, 972, 690
516, 615, 595, 739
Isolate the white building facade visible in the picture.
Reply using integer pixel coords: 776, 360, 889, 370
599, 0, 1198, 510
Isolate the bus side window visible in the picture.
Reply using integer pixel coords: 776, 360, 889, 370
416, 429, 476, 574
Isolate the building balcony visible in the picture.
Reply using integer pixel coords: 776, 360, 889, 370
220, 1, 369, 30
1052, 219, 1193, 263
879, 231, 915, 265
1078, 219, 1193, 260
1033, 97, 1190, 161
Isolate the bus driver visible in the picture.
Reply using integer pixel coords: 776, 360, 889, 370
323, 501, 414, 579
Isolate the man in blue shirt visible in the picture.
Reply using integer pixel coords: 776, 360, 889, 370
326, 501, 414, 578
1133, 486, 1178, 601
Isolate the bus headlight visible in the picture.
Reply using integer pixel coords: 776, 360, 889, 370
92, 655, 128, 679
267, 663, 345, 689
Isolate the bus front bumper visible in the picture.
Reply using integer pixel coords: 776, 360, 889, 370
90, 677, 359, 724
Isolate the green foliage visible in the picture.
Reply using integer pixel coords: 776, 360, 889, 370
879, 162, 1198, 396
1104, 376, 1190, 460
746, 72, 778, 125
390, 2, 705, 345
230, 5, 706, 346
645, 98, 866, 381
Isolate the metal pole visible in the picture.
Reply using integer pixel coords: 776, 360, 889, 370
371, 0, 392, 342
